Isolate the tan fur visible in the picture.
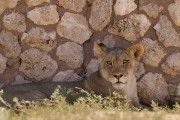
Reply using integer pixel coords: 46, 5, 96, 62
85, 41, 144, 108
2, 41, 145, 108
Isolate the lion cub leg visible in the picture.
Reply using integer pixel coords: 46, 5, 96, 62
126, 77, 150, 109
131, 96, 152, 110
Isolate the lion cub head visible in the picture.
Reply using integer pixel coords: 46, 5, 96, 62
94, 41, 144, 88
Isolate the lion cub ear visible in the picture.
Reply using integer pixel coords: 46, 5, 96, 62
126, 44, 144, 61
93, 40, 108, 59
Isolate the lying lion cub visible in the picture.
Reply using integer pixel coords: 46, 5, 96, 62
85, 41, 144, 108
2, 41, 145, 108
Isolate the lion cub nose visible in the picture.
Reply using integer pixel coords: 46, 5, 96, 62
113, 74, 123, 79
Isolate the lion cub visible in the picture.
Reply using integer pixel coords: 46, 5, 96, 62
85, 41, 144, 108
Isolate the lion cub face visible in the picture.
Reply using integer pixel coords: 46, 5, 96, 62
94, 41, 144, 88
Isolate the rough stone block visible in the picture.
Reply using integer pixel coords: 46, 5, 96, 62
134, 62, 145, 79
161, 52, 180, 76
21, 27, 57, 52
114, 0, 137, 16
0, 53, 7, 74
102, 35, 116, 48
27, 5, 59, 25
86, 59, 99, 77
0, 0, 20, 15
140, 38, 166, 67
89, 0, 113, 31
0, 30, 21, 59
138, 72, 169, 105
168, 1, 180, 26
53, 70, 82, 82
19, 48, 58, 81
58, 0, 86, 12
140, 2, 164, 18
154, 15, 180, 48
3, 12, 26, 33
108, 14, 151, 42
25, 0, 50, 7
11, 75, 32, 85
57, 12, 92, 44
56, 42, 84, 69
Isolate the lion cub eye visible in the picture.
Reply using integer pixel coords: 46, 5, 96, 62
123, 60, 129, 65
105, 61, 112, 66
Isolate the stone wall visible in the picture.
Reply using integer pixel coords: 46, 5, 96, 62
0, 0, 179, 105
